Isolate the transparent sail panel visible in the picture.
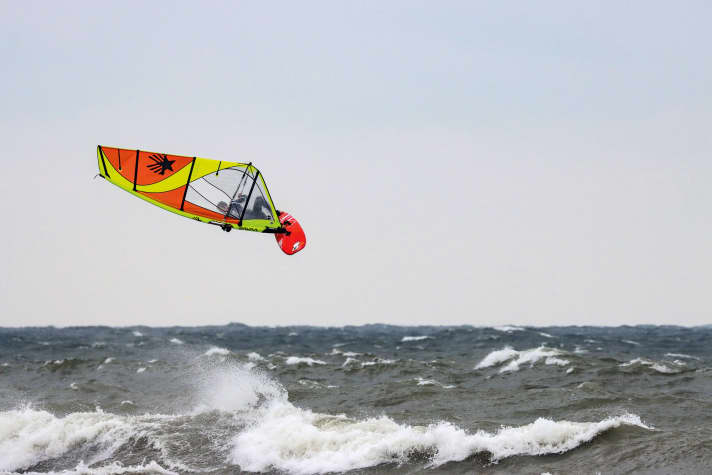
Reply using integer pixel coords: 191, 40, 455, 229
184, 166, 274, 224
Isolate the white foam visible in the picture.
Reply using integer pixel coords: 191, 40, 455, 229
0, 407, 137, 471
665, 353, 701, 361
362, 358, 396, 366
248, 352, 265, 361
651, 363, 676, 374
192, 364, 285, 414
204, 346, 230, 356
620, 358, 680, 374
36, 460, 177, 475
622, 340, 640, 346
132, 331, 144, 337
493, 326, 525, 332
285, 357, 326, 366
103, 357, 114, 364
342, 357, 360, 368
619, 358, 644, 367
136, 367, 146, 373
475, 346, 570, 373
169, 338, 184, 345
538, 332, 554, 338
230, 400, 650, 474
415, 377, 455, 389
474, 347, 519, 369
401, 336, 430, 342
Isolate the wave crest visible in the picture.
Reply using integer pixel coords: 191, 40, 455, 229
230, 402, 650, 474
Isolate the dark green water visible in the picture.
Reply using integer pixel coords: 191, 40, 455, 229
1, 324, 710, 474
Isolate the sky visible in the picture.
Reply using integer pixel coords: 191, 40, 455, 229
1, 1, 710, 327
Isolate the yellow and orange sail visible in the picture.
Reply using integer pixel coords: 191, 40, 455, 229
96, 145, 283, 233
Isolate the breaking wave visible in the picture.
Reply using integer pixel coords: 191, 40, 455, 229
0, 362, 651, 474
475, 346, 570, 373
230, 401, 650, 474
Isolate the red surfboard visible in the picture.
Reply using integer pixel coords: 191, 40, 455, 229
275, 211, 306, 255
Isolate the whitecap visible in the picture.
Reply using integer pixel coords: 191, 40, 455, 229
665, 353, 701, 361
103, 357, 114, 364
474, 346, 519, 369
493, 325, 525, 332
342, 357, 360, 368
476, 346, 570, 373
415, 377, 455, 389
191, 364, 285, 414
136, 367, 146, 373
46, 460, 177, 475
248, 352, 265, 361
132, 330, 143, 337
622, 340, 640, 346
401, 336, 430, 342
620, 358, 681, 374
538, 332, 554, 338
169, 338, 184, 345
0, 407, 143, 472
204, 347, 230, 356
362, 358, 396, 366
229, 399, 651, 474
650, 363, 677, 374
285, 357, 326, 366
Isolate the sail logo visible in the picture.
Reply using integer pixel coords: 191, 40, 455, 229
146, 154, 175, 175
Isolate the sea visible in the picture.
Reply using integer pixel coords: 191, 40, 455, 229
1, 324, 710, 474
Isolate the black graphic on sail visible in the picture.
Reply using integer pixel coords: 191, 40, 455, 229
146, 154, 175, 175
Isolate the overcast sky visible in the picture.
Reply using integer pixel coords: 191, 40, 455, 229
1, 1, 710, 327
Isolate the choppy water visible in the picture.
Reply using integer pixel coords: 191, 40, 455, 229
1, 324, 711, 474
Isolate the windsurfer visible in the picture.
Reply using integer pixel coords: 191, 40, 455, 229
217, 195, 245, 218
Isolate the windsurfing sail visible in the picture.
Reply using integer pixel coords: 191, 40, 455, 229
96, 145, 285, 234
